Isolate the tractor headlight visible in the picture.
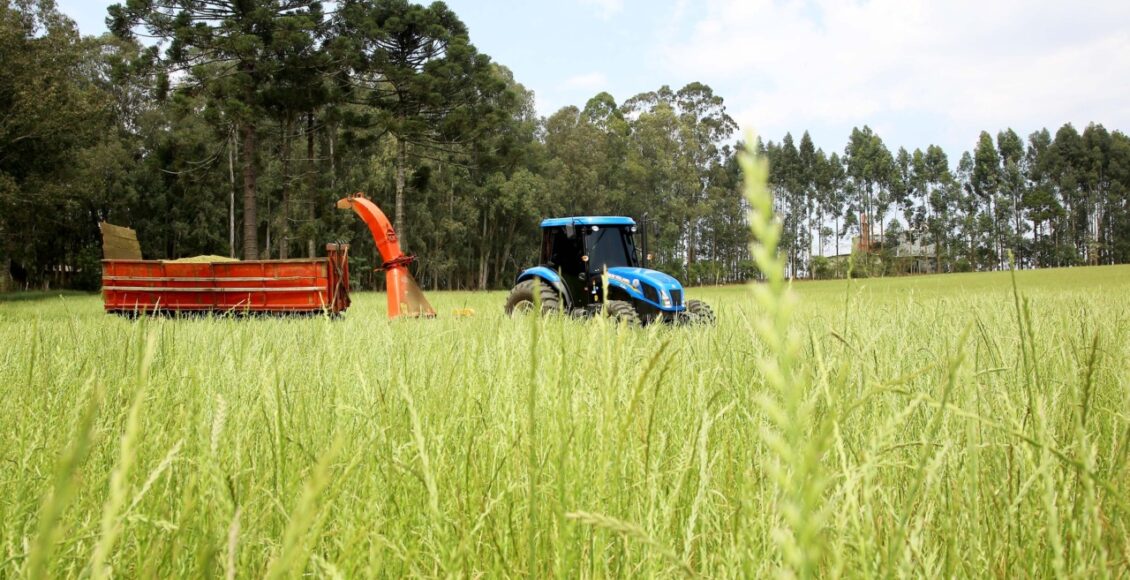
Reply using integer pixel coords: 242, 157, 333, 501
661, 290, 672, 307
631, 279, 640, 289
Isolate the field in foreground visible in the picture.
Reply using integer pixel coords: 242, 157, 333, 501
2, 266, 1129, 577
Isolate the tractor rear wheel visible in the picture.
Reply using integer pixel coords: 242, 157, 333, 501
604, 300, 641, 326
505, 279, 561, 316
684, 299, 716, 325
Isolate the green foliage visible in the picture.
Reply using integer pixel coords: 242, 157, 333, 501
0, 1, 114, 287
335, 0, 504, 249
4, 2, 1130, 291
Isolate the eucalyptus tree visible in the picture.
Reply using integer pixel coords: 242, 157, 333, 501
843, 126, 896, 247
894, 146, 916, 233
1022, 128, 1062, 265
578, 91, 630, 212
621, 95, 698, 269
1080, 123, 1114, 264
619, 83, 736, 269
823, 152, 848, 257
954, 151, 978, 267
808, 146, 834, 259
1106, 131, 1130, 263
462, 65, 538, 289
766, 134, 805, 276
697, 144, 750, 282
797, 132, 819, 275
972, 131, 1003, 268
913, 145, 955, 272
674, 82, 738, 265
544, 105, 610, 214
1048, 124, 1087, 262
997, 128, 1026, 262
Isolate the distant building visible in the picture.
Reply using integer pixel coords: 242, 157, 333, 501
823, 214, 938, 275
854, 214, 935, 273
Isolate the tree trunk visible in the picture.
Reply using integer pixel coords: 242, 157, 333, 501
934, 226, 941, 274
329, 121, 337, 192
687, 217, 696, 266
241, 121, 259, 260
498, 224, 516, 289
0, 256, 11, 292
264, 194, 271, 260
818, 209, 824, 258
1014, 190, 1022, 266
875, 207, 884, 255
834, 216, 840, 257
280, 116, 292, 260
306, 111, 316, 258
990, 196, 999, 270
229, 126, 237, 258
478, 211, 489, 290
395, 133, 407, 249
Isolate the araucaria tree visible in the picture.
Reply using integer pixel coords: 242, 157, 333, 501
110, 0, 325, 260
336, 0, 498, 250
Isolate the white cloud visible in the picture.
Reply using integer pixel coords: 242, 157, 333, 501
660, 0, 1130, 152
562, 72, 609, 90
579, 0, 624, 20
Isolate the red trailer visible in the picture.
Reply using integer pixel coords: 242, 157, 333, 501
100, 194, 434, 318
100, 236, 351, 316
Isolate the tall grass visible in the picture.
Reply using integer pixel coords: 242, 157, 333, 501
2, 203, 1130, 574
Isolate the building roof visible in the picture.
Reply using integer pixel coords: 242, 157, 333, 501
851, 231, 936, 257
540, 216, 636, 228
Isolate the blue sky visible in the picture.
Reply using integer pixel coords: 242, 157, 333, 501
58, 0, 1130, 158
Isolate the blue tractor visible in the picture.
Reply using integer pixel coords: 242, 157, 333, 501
505, 216, 715, 325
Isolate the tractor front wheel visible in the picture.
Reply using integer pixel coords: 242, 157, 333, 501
505, 279, 561, 316
604, 300, 641, 326
684, 299, 716, 325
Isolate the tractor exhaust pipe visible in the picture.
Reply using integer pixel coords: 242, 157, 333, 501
641, 212, 649, 268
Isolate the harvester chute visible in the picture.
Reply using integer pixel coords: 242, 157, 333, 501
337, 193, 436, 319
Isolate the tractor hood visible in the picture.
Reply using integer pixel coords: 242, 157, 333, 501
605, 267, 686, 311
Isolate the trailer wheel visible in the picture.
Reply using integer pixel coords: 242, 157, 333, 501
684, 299, 716, 325
505, 279, 561, 316
604, 300, 641, 326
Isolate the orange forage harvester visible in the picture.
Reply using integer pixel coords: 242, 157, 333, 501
337, 193, 436, 319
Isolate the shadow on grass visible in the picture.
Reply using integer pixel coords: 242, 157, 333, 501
0, 290, 97, 303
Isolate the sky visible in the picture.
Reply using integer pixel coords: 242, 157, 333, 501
58, 0, 1130, 158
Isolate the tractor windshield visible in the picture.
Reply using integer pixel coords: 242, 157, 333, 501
585, 226, 637, 271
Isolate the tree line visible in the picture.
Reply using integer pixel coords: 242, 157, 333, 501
763, 125, 1130, 278
1, 0, 1128, 291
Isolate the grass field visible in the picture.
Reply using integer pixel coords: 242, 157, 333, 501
2, 263, 1128, 577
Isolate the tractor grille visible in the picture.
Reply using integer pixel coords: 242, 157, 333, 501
643, 284, 660, 304
670, 289, 683, 307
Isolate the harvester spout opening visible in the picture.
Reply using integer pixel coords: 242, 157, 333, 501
338, 193, 436, 319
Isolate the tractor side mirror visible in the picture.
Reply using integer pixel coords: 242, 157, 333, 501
565, 223, 576, 239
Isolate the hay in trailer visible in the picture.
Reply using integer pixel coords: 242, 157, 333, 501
164, 255, 241, 263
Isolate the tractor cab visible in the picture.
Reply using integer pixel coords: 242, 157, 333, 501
541, 217, 639, 300
507, 216, 715, 325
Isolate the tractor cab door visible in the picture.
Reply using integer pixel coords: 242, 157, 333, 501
543, 227, 587, 303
